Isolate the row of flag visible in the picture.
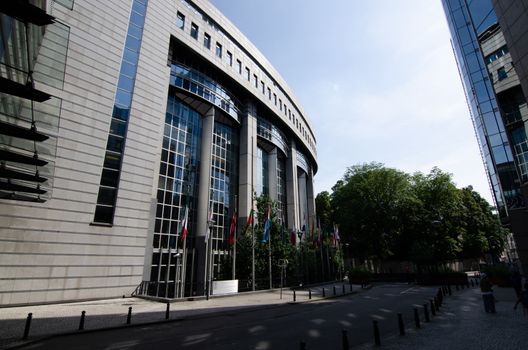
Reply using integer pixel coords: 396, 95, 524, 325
178, 204, 341, 248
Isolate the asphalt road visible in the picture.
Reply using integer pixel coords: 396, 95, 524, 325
21, 284, 440, 350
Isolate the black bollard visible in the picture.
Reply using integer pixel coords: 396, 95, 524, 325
342, 329, 349, 350
448, 285, 452, 295
300, 341, 307, 350
309, 289, 312, 300
79, 311, 86, 330
342, 284, 345, 294
414, 307, 421, 328
430, 300, 436, 316
398, 313, 405, 336
294, 290, 297, 302
127, 306, 132, 324
22, 313, 32, 340
333, 285, 337, 296
471, 279, 474, 287
350, 284, 353, 293
423, 304, 430, 322
322, 287, 326, 297
434, 297, 440, 311
165, 303, 170, 320
373, 320, 381, 346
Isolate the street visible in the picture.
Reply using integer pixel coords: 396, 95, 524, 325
21, 284, 440, 349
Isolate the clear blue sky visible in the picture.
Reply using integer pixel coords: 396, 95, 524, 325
211, 0, 493, 203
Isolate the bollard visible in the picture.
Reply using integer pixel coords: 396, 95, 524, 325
300, 341, 307, 350
471, 279, 474, 287
127, 306, 132, 324
350, 284, 353, 293
455, 284, 459, 290
342, 329, 350, 350
373, 320, 381, 346
294, 290, 297, 302
434, 297, 440, 311
79, 310, 86, 331
333, 285, 336, 296
342, 284, 345, 294
22, 313, 32, 340
423, 304, 430, 322
322, 287, 326, 297
430, 300, 436, 316
414, 307, 421, 328
309, 289, 312, 300
398, 313, 405, 336
448, 285, 452, 296
165, 303, 170, 320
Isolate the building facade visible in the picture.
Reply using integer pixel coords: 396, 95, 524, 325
0, 0, 318, 305
442, 0, 528, 272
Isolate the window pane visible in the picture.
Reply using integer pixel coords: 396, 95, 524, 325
103, 151, 122, 170
101, 168, 119, 187
94, 205, 114, 224
97, 187, 117, 205
110, 118, 127, 137
107, 135, 125, 153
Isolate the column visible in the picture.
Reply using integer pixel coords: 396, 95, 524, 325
286, 139, 299, 234
238, 102, 258, 224
298, 171, 307, 231
268, 147, 278, 204
195, 107, 214, 295
307, 167, 316, 230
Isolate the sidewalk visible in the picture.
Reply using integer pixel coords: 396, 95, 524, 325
356, 286, 528, 350
0, 282, 355, 349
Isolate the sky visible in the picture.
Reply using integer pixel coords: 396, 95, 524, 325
210, 0, 494, 204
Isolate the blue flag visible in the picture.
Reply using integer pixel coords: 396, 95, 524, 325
261, 206, 271, 242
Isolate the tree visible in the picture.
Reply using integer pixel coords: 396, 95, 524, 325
315, 191, 332, 232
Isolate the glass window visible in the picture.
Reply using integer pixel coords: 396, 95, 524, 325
203, 33, 211, 49
261, 81, 265, 94
191, 23, 199, 39
236, 59, 242, 74
97, 187, 117, 206
274, 93, 277, 105
268, 87, 271, 100
497, 67, 508, 81
94, 205, 114, 224
215, 43, 222, 58
177, 12, 185, 29
246, 67, 250, 81
254, 74, 258, 88
227, 51, 232, 66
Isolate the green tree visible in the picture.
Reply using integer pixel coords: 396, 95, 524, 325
315, 191, 333, 232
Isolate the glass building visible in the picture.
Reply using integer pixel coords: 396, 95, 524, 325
442, 0, 528, 272
0, 0, 318, 305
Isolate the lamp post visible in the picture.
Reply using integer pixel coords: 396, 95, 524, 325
297, 230, 303, 285
278, 259, 288, 299
206, 217, 215, 298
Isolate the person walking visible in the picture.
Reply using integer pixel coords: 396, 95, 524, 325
480, 273, 496, 313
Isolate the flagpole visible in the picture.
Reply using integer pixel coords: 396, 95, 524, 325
232, 195, 237, 280
268, 206, 272, 289
251, 136, 255, 292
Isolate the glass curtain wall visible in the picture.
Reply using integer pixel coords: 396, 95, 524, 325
276, 154, 287, 226
150, 96, 202, 298
442, 0, 520, 216
209, 121, 238, 279
256, 146, 269, 196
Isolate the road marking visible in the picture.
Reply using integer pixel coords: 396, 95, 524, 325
400, 287, 416, 294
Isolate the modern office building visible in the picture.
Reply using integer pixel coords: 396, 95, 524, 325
0, 0, 318, 305
442, 0, 528, 272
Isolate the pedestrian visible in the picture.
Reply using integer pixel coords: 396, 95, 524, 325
480, 273, 496, 313
514, 282, 528, 316
511, 270, 522, 298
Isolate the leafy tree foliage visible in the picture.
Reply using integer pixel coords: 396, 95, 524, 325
328, 163, 507, 266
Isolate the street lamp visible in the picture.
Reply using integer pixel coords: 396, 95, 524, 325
297, 230, 303, 285
278, 259, 288, 299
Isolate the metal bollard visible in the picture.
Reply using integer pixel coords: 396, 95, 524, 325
430, 300, 436, 316
414, 307, 420, 328
22, 313, 32, 340
373, 320, 381, 346
435, 296, 440, 309
127, 306, 132, 324
300, 341, 307, 350
423, 304, 430, 322
342, 329, 349, 350
398, 313, 405, 336
333, 285, 336, 296
79, 310, 86, 330
309, 289, 312, 300
322, 287, 326, 297
165, 302, 170, 320
294, 290, 296, 302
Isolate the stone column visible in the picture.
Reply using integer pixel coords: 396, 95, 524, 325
298, 171, 307, 232
268, 147, 278, 204
286, 140, 299, 235
238, 102, 258, 224
195, 107, 214, 295
307, 167, 316, 230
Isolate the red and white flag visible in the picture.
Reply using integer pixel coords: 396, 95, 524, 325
180, 206, 189, 241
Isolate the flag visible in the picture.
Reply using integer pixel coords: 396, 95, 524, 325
245, 208, 254, 233
290, 224, 297, 245
205, 201, 214, 241
180, 206, 189, 240
229, 207, 237, 245
261, 206, 271, 242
